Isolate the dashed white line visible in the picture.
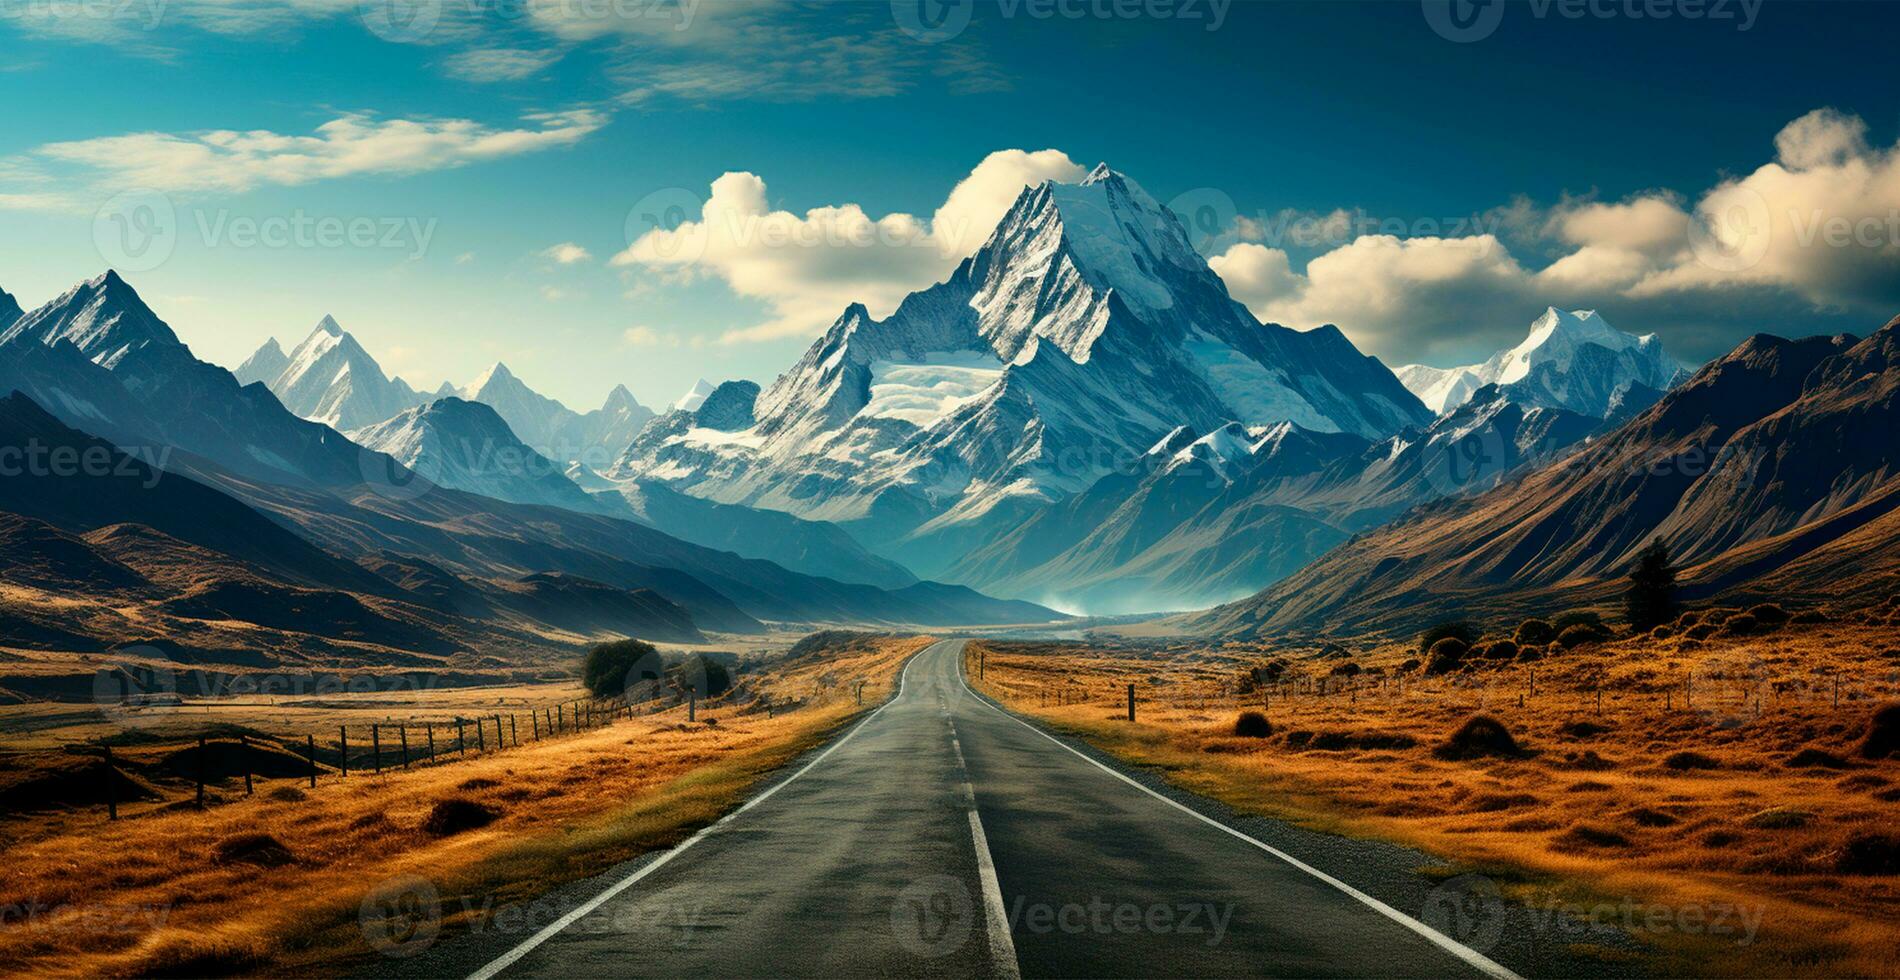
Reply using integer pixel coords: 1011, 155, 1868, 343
948, 714, 1021, 980
951, 642, 1524, 980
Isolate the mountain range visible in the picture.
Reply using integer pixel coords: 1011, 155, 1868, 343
1395, 307, 1687, 416
0, 271, 1062, 676
1182, 315, 1900, 638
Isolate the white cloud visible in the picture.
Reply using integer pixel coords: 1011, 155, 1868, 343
1209, 107, 1900, 367
443, 48, 561, 83
622, 325, 680, 348
7, 109, 607, 203
613, 149, 1085, 344
540, 242, 593, 265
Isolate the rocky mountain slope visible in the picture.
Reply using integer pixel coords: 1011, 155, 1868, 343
1397, 308, 1688, 416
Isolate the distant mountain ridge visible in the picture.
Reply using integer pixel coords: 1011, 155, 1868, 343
1397, 308, 1689, 417
1181, 314, 1900, 638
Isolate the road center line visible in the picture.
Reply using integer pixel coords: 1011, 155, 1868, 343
948, 713, 1021, 980
952, 645, 1524, 980
466, 643, 934, 980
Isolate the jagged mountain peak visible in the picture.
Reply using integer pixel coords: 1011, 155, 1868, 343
602, 384, 640, 413
0, 269, 182, 368
0, 285, 22, 328
675, 378, 716, 412
1399, 306, 1690, 417
314, 314, 343, 337
233, 336, 289, 386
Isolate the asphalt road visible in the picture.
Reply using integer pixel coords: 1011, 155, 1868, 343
446, 639, 1529, 979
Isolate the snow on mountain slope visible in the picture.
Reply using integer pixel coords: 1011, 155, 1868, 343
0, 270, 181, 368
347, 397, 604, 513
611, 165, 1431, 577
234, 337, 288, 386
674, 378, 715, 412
1397, 308, 1689, 417
262, 316, 427, 430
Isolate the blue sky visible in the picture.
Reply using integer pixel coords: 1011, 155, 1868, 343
3, 0, 1898, 410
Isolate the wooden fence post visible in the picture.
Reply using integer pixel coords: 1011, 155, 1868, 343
196, 736, 207, 807
509, 714, 518, 746
104, 745, 118, 820
399, 725, 410, 769
689, 689, 697, 722
426, 722, 436, 761
556, 705, 564, 733
531, 711, 540, 740
493, 715, 504, 748
1126, 683, 1136, 722
456, 718, 466, 755
340, 727, 348, 777
307, 734, 317, 788
241, 735, 253, 795
371, 725, 382, 775
476, 717, 486, 753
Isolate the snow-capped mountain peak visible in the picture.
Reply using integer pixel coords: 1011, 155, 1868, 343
1398, 307, 1690, 418
674, 378, 716, 412
0, 286, 22, 330
0, 269, 183, 368
234, 337, 288, 386
346, 396, 599, 513
265, 315, 423, 430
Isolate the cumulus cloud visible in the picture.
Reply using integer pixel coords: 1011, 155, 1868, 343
1210, 107, 1900, 367
613, 149, 1085, 343
539, 242, 593, 265
6, 109, 606, 202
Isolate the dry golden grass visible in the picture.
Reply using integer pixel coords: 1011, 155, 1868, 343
0, 634, 932, 977
969, 615, 1900, 978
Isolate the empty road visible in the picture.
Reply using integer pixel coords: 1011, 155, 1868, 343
451, 639, 1521, 979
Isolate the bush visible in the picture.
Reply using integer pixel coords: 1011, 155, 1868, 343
1425, 637, 1469, 675
670, 653, 733, 698
1433, 715, 1524, 760
1553, 610, 1606, 632
582, 638, 662, 698
1481, 639, 1519, 660
1722, 612, 1761, 636
1232, 711, 1273, 738
1514, 619, 1556, 646
1516, 645, 1544, 662
422, 798, 501, 836
212, 832, 294, 867
1663, 750, 1720, 770
1861, 703, 1900, 759
1836, 833, 1900, 875
1784, 747, 1849, 769
1329, 661, 1362, 677
1557, 623, 1611, 649
1418, 621, 1478, 655
1684, 622, 1719, 641
1398, 658, 1422, 673
1746, 604, 1790, 626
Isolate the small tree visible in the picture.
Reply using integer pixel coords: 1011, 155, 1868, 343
1625, 538, 1678, 632
583, 638, 661, 698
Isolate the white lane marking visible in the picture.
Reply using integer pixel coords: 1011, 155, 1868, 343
951, 645, 1524, 980
467, 643, 936, 980
948, 711, 1021, 980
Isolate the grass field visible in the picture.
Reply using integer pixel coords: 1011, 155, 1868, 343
0, 633, 933, 977
968, 609, 1900, 977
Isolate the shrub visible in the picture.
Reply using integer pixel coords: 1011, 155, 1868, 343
1746, 604, 1790, 626
1722, 612, 1761, 636
1663, 750, 1720, 770
1398, 658, 1422, 673
1649, 625, 1674, 640
1785, 747, 1849, 769
1553, 610, 1606, 632
1790, 609, 1828, 625
582, 638, 662, 698
1433, 715, 1524, 760
422, 797, 501, 836
1232, 711, 1273, 738
1514, 619, 1556, 646
1516, 645, 1544, 662
1557, 623, 1611, 649
1329, 661, 1362, 677
1860, 703, 1900, 759
1835, 833, 1900, 875
1418, 621, 1478, 655
1684, 622, 1719, 641
1425, 637, 1469, 675
212, 832, 294, 867
1481, 639, 1519, 660
1555, 824, 1631, 849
